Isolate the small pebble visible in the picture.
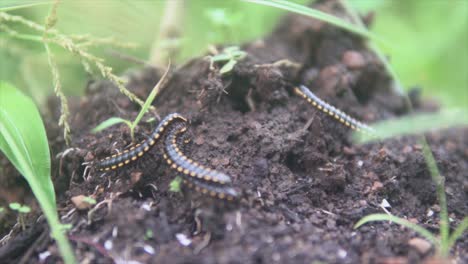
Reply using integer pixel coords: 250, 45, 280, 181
371, 181, 384, 192
342, 51, 366, 69
71, 195, 94, 210
358, 200, 368, 207
408, 237, 432, 254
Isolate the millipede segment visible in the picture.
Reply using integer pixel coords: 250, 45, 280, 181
163, 121, 238, 200
182, 179, 238, 201
294, 85, 375, 134
95, 113, 187, 171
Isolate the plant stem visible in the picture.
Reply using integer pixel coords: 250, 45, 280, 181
149, 0, 184, 66
422, 142, 449, 256
34, 186, 76, 264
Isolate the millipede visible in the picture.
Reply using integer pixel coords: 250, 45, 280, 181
294, 85, 375, 134
181, 178, 238, 201
94, 113, 187, 171
163, 119, 238, 200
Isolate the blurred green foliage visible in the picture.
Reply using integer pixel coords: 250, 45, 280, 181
0, 0, 466, 108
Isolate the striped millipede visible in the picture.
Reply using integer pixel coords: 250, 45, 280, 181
163, 119, 238, 200
95, 113, 187, 171
294, 85, 375, 134
94, 112, 238, 200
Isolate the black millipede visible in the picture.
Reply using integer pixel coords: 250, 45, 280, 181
94, 113, 187, 171
163, 120, 238, 200
294, 85, 375, 134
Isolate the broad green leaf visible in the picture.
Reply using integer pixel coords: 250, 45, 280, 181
354, 213, 438, 246
0, 82, 76, 264
91, 117, 131, 133
354, 109, 468, 144
0, 81, 55, 206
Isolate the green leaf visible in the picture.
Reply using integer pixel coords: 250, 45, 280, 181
0, 207, 4, 213
9, 202, 21, 210
210, 53, 233, 62
91, 117, 131, 133
0, 82, 76, 263
0, 82, 55, 206
243, 0, 380, 42
169, 177, 182, 192
354, 213, 438, 246
220, 59, 237, 75
18, 205, 31, 214
353, 109, 468, 144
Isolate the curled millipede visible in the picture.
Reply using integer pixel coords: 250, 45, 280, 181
94, 113, 187, 171
93, 112, 238, 200
163, 120, 238, 200
294, 85, 375, 134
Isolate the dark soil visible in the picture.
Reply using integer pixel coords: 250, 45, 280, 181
1, 1, 467, 263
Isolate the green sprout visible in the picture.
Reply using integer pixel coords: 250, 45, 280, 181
9, 202, 31, 231
92, 65, 171, 141
145, 229, 154, 240
0, 207, 5, 213
208, 46, 247, 75
169, 176, 182, 193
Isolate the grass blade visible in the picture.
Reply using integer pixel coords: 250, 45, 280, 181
92, 117, 131, 133
243, 0, 379, 41
0, 81, 76, 263
353, 109, 468, 144
446, 217, 468, 253
132, 64, 171, 129
354, 213, 438, 246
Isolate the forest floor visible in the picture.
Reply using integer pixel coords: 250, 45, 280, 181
0, 1, 466, 263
